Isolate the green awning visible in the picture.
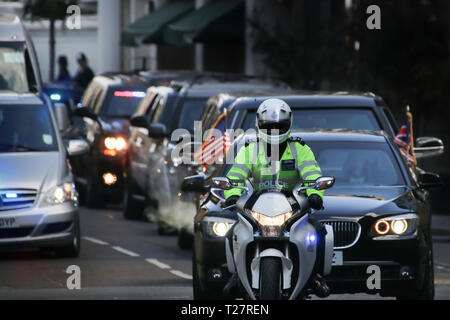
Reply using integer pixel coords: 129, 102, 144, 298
164, 0, 245, 46
121, 0, 195, 47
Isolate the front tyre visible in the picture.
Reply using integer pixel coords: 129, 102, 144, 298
396, 242, 434, 300
55, 219, 81, 258
259, 257, 282, 300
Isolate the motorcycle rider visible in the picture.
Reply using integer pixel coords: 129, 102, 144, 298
224, 98, 330, 298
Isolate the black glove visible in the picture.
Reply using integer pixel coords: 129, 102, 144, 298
225, 195, 239, 207
308, 194, 323, 210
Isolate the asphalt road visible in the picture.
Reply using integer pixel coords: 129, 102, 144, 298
0, 206, 449, 300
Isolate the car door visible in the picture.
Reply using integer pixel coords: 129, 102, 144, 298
130, 92, 160, 191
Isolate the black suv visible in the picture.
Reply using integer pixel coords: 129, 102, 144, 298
71, 74, 150, 207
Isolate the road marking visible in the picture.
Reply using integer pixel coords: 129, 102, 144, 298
82, 236, 191, 280
170, 270, 193, 280
82, 236, 109, 246
145, 258, 171, 270
111, 246, 140, 257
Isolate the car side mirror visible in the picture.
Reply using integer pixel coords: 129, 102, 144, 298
53, 102, 71, 132
181, 175, 208, 193
414, 137, 444, 159
74, 104, 98, 121
418, 171, 443, 189
148, 123, 168, 139
67, 139, 89, 156
130, 114, 151, 130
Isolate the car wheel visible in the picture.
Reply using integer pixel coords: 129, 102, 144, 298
192, 247, 222, 300
157, 221, 177, 236
85, 169, 103, 208
177, 229, 193, 250
123, 176, 144, 220
55, 219, 81, 258
396, 241, 435, 300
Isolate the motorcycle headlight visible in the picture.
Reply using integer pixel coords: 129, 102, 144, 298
372, 213, 419, 238
46, 182, 78, 205
248, 210, 293, 237
202, 217, 236, 237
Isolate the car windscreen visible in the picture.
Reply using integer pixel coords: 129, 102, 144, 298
307, 140, 405, 188
0, 105, 58, 152
175, 97, 208, 133
100, 89, 146, 118
0, 42, 28, 93
241, 108, 381, 131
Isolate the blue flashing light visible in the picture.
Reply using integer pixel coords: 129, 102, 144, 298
306, 233, 317, 244
5, 193, 18, 199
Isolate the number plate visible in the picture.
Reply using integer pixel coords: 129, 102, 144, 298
0, 217, 18, 229
332, 251, 343, 266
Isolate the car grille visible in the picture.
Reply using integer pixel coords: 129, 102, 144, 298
0, 189, 38, 211
321, 220, 361, 249
0, 227, 34, 239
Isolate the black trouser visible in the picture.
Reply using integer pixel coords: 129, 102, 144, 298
308, 215, 327, 275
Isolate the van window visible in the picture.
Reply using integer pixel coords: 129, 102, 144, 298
0, 42, 28, 93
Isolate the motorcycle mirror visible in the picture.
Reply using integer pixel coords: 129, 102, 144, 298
314, 177, 335, 190
211, 177, 233, 190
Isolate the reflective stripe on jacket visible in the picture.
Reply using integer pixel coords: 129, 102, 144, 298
224, 139, 324, 199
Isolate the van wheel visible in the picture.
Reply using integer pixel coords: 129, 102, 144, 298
259, 257, 282, 300
55, 220, 81, 258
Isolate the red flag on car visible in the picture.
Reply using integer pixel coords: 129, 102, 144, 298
394, 106, 417, 165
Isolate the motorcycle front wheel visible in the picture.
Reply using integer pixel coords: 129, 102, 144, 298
259, 257, 282, 300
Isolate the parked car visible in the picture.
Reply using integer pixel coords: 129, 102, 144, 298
0, 92, 88, 257
71, 73, 150, 207
185, 130, 441, 299
126, 80, 288, 234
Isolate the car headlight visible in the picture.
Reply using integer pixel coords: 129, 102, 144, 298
202, 217, 235, 237
46, 182, 78, 205
104, 136, 127, 151
248, 210, 293, 237
372, 213, 419, 238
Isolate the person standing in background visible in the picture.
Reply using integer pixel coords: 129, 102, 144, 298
73, 52, 94, 89
56, 55, 72, 83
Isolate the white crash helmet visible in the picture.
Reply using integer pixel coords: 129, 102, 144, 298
256, 98, 292, 144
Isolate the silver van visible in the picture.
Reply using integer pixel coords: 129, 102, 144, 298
0, 93, 87, 257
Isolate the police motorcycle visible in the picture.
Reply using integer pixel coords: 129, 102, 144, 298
211, 175, 335, 300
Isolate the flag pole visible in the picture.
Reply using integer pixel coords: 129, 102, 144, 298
406, 105, 417, 165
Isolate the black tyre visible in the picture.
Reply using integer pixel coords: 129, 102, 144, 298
177, 229, 193, 250
259, 257, 282, 300
192, 247, 222, 300
85, 169, 103, 208
123, 176, 145, 220
55, 219, 81, 258
396, 242, 434, 300
157, 221, 177, 235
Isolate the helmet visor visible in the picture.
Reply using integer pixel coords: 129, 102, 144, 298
258, 119, 291, 135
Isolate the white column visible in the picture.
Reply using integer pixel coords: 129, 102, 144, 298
98, 0, 121, 73
245, 0, 256, 75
